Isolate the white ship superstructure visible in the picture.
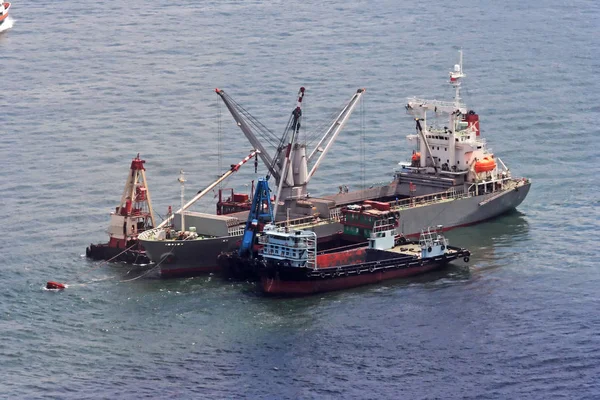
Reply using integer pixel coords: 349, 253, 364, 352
401, 50, 511, 196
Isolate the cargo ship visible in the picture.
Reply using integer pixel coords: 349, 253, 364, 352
258, 214, 470, 296
139, 51, 530, 278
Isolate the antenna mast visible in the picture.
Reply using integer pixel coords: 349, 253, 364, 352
450, 50, 465, 110
178, 170, 186, 232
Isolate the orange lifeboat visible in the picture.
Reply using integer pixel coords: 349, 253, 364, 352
475, 156, 496, 173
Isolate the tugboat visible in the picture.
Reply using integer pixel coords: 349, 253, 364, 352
0, 2, 10, 27
86, 154, 155, 264
219, 177, 470, 293
258, 216, 470, 296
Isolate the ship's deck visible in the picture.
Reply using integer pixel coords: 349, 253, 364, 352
386, 243, 422, 257
138, 228, 217, 242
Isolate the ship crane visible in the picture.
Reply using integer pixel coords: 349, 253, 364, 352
215, 87, 366, 218
156, 149, 260, 229
305, 89, 366, 180
271, 87, 305, 219
414, 118, 439, 173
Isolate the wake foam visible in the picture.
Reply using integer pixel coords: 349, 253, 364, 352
0, 16, 15, 33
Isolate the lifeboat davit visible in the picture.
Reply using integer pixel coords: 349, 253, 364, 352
475, 156, 496, 173
0, 2, 10, 26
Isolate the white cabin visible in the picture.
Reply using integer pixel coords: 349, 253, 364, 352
402, 51, 512, 195
258, 224, 317, 269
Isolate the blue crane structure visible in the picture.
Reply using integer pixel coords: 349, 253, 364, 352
237, 178, 273, 258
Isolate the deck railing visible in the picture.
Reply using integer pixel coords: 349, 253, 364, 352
389, 188, 472, 212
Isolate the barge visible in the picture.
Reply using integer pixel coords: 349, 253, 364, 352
258, 218, 470, 296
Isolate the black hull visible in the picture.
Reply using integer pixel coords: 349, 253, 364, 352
260, 247, 470, 296
217, 252, 263, 281
85, 243, 150, 264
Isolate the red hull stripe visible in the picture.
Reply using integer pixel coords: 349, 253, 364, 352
262, 263, 443, 295
317, 248, 366, 269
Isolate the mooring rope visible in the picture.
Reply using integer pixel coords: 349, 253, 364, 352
48, 243, 162, 289
118, 254, 170, 283
72, 243, 140, 280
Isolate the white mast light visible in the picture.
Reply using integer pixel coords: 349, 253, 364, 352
178, 170, 186, 232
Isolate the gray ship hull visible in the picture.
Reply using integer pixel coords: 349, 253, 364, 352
141, 181, 530, 278
394, 182, 530, 236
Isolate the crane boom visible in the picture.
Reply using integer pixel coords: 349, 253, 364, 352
156, 150, 259, 229
272, 87, 305, 220
215, 89, 279, 181
307, 88, 365, 181
216, 87, 365, 197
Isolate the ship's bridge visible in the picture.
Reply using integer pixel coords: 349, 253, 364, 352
406, 97, 467, 116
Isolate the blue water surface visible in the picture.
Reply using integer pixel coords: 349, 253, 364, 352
1, 0, 599, 398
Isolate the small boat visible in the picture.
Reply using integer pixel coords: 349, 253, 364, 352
258, 211, 471, 296
46, 281, 66, 290
0, 2, 10, 26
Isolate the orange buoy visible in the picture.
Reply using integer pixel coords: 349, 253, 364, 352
474, 156, 496, 173
411, 152, 421, 162
46, 281, 66, 290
